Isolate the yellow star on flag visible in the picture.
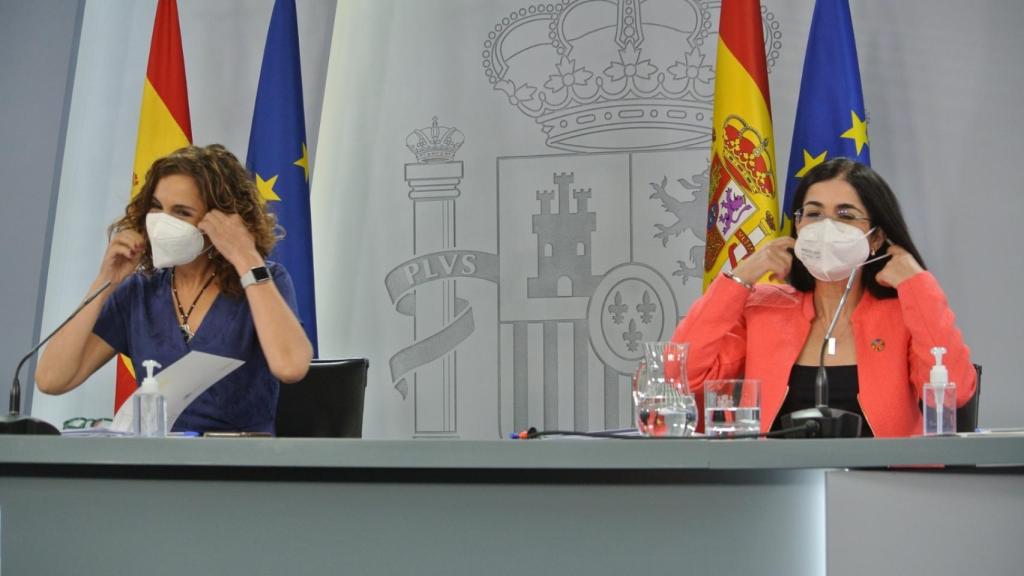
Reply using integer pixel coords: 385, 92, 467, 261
795, 149, 828, 178
840, 110, 869, 155
256, 173, 281, 202
293, 142, 309, 182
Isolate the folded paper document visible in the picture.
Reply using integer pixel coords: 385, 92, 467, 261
110, 351, 244, 432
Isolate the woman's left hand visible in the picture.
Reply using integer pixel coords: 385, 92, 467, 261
198, 210, 263, 273
876, 244, 924, 288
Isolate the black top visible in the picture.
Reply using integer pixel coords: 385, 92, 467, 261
772, 364, 874, 438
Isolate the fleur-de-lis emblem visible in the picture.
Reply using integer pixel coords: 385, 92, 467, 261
607, 291, 628, 324
623, 318, 643, 352
636, 290, 657, 324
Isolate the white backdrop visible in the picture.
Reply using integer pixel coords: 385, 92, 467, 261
34, 0, 1024, 437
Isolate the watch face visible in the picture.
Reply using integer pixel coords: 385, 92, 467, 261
251, 266, 271, 283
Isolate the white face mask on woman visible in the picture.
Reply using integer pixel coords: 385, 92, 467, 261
146, 212, 206, 269
794, 218, 876, 282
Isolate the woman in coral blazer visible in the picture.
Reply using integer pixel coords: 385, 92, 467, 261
674, 159, 975, 437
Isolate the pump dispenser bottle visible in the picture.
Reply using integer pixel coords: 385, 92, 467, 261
923, 347, 956, 435
133, 359, 166, 437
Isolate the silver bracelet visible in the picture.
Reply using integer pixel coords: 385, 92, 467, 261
722, 271, 755, 292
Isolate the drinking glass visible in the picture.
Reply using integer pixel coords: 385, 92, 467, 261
704, 379, 761, 438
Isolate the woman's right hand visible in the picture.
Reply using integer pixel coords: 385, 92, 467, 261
99, 229, 145, 285
730, 236, 795, 285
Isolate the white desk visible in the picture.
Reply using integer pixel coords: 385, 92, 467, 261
2, 435, 1022, 575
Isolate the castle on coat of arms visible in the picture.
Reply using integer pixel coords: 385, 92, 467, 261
528, 173, 601, 298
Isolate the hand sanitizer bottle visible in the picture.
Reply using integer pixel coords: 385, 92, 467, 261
923, 347, 956, 435
133, 359, 166, 437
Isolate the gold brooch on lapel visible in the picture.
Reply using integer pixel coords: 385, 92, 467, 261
870, 338, 885, 352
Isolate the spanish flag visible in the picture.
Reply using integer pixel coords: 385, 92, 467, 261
703, 0, 779, 290
115, 0, 192, 411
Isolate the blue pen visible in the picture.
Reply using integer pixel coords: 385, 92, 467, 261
167, 431, 200, 437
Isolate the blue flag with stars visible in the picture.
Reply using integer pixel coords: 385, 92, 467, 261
783, 0, 870, 221
247, 0, 318, 354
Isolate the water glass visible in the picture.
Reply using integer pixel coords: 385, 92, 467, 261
704, 379, 760, 438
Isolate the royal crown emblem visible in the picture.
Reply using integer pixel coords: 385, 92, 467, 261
719, 114, 775, 198
483, 0, 780, 152
406, 116, 465, 163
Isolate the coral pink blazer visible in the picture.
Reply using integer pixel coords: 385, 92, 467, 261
673, 272, 976, 437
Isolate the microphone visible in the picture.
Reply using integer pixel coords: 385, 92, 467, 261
780, 252, 892, 438
781, 271, 863, 438
815, 269, 859, 407
0, 281, 112, 435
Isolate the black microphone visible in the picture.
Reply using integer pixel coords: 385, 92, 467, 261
0, 281, 112, 435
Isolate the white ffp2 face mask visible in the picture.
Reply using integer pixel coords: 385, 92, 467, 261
146, 212, 206, 269
794, 219, 875, 282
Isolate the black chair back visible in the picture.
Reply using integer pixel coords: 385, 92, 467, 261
275, 358, 369, 438
956, 363, 982, 433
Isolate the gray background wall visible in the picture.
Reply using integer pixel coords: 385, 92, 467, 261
0, 0, 83, 414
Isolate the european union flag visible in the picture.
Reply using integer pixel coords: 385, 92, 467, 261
783, 0, 870, 221
247, 0, 318, 354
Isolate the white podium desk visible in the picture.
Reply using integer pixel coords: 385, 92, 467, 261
2, 435, 1023, 575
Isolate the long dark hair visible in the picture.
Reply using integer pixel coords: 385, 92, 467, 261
788, 158, 926, 300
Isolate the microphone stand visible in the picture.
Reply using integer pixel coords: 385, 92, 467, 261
780, 270, 863, 438
0, 281, 111, 435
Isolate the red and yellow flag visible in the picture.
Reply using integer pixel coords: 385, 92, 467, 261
703, 0, 779, 290
115, 0, 192, 411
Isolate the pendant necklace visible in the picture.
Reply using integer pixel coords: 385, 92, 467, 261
171, 268, 217, 343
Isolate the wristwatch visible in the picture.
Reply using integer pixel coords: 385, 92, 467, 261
240, 265, 271, 289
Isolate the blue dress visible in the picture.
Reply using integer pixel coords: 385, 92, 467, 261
93, 261, 299, 433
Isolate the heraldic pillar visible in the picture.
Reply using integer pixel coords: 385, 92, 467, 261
404, 117, 464, 436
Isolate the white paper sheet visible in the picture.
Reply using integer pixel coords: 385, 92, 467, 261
110, 351, 244, 432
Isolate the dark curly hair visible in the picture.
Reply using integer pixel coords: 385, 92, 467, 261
788, 158, 926, 300
109, 144, 279, 296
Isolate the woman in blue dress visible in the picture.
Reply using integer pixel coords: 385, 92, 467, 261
36, 144, 313, 433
